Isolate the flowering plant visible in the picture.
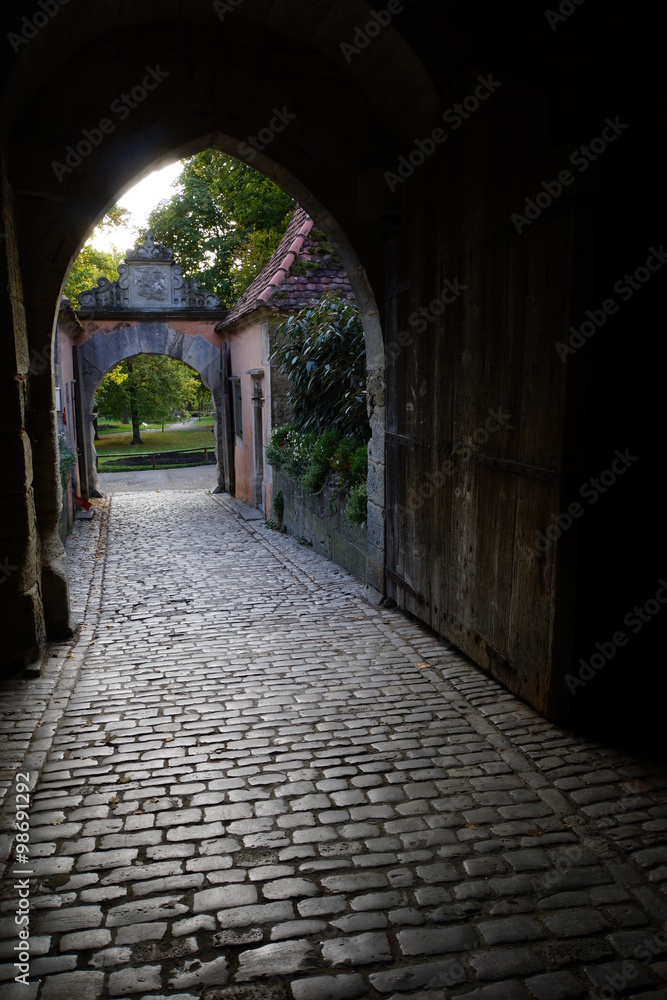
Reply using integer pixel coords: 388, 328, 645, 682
265, 425, 316, 477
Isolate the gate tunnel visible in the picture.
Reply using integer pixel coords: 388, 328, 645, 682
1, 0, 664, 739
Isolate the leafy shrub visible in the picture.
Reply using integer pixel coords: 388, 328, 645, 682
346, 482, 368, 526
271, 293, 368, 438
265, 424, 293, 467
301, 430, 340, 494
265, 425, 315, 477
273, 490, 284, 521
58, 436, 78, 494
284, 431, 316, 477
266, 425, 368, 525
350, 445, 368, 481
331, 437, 357, 478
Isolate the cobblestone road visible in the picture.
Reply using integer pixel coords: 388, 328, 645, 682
1, 490, 667, 1000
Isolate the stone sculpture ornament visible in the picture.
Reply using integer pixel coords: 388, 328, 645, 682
77, 234, 220, 311
135, 266, 169, 302
125, 232, 174, 262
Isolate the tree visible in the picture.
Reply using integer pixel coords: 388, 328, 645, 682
96, 355, 199, 444
271, 293, 368, 438
63, 206, 128, 303
145, 150, 295, 307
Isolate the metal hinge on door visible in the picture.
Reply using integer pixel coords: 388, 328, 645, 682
385, 567, 426, 604
473, 454, 576, 485
386, 432, 417, 449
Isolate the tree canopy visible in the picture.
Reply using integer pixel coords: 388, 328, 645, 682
96, 355, 202, 443
64, 155, 294, 308
63, 206, 128, 303
145, 150, 295, 308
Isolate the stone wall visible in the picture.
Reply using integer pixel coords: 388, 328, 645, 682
274, 469, 367, 584
0, 155, 46, 672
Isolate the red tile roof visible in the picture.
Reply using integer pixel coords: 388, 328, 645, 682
218, 206, 355, 330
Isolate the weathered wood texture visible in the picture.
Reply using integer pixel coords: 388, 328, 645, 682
385, 83, 592, 720
217, 342, 235, 495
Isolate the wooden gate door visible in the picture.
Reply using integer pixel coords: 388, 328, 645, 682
216, 341, 235, 495
384, 90, 588, 721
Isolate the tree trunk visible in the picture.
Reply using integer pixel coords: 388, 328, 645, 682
126, 360, 142, 445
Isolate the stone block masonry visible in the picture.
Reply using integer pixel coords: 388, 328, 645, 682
274, 468, 367, 583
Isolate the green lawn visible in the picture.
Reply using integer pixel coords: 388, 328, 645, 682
98, 420, 161, 435
96, 426, 216, 455
97, 415, 216, 439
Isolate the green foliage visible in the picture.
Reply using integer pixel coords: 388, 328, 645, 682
272, 490, 284, 522
346, 482, 368, 526
267, 424, 367, 525
271, 293, 368, 438
145, 150, 295, 308
301, 430, 341, 494
331, 437, 358, 476
265, 424, 292, 467
284, 433, 316, 478
96, 355, 199, 425
65, 245, 124, 303
265, 425, 315, 477
350, 444, 368, 481
58, 435, 77, 494
64, 206, 129, 302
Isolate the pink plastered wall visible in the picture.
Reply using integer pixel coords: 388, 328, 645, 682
222, 318, 272, 514
58, 323, 81, 500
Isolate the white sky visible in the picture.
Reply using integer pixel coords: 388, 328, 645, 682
90, 160, 184, 252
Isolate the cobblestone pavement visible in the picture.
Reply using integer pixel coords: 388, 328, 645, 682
98, 466, 218, 494
1, 490, 667, 1000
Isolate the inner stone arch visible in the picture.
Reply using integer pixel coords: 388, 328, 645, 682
76, 323, 229, 497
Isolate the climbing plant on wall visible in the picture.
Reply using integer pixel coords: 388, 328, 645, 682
271, 293, 368, 439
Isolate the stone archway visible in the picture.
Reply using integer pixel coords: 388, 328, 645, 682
73, 234, 233, 498
77, 323, 230, 497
